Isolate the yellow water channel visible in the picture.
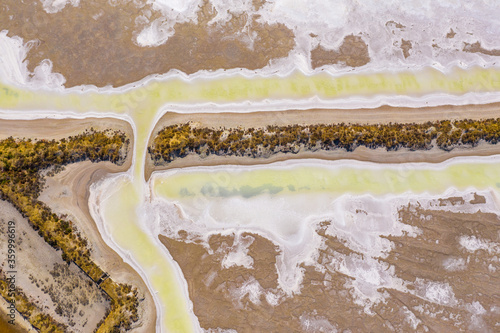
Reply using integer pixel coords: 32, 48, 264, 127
1, 67, 500, 332
154, 159, 500, 201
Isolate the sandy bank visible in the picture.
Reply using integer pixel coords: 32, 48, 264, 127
0, 199, 109, 332
0, 117, 133, 141
0, 296, 36, 332
145, 102, 500, 179
0, 117, 156, 332
39, 162, 156, 333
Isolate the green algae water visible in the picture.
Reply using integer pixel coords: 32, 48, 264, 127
154, 159, 500, 200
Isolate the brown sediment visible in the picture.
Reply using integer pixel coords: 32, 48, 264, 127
446, 29, 456, 39
0, 118, 156, 332
0, 0, 294, 88
381, 203, 500, 330
438, 196, 464, 206
470, 193, 486, 204
159, 231, 379, 332
386, 20, 406, 30
401, 39, 412, 58
311, 35, 370, 69
252, 0, 267, 11
159, 196, 500, 332
145, 102, 500, 180
463, 42, 500, 56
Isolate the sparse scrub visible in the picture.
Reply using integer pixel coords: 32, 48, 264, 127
149, 118, 500, 163
0, 270, 66, 332
0, 129, 139, 332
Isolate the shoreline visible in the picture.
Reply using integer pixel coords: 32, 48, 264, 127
145, 103, 500, 179
0, 117, 133, 141
0, 296, 36, 333
0, 117, 157, 332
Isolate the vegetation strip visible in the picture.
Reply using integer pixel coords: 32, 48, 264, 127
0, 130, 139, 332
150, 118, 500, 163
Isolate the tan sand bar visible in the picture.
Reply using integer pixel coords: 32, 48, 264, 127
0, 117, 156, 332
145, 102, 500, 179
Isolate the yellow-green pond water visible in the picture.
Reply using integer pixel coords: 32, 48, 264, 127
1, 67, 500, 332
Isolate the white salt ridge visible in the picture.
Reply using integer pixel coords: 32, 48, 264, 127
300, 315, 338, 333
136, 0, 202, 47
264, 290, 283, 306
40, 0, 80, 14
415, 279, 458, 307
402, 306, 422, 330
229, 277, 262, 305
204, 328, 238, 333
152, 0, 200, 13
466, 301, 488, 332
0, 31, 65, 89
442, 257, 467, 272
136, 20, 176, 47
221, 233, 254, 269
336, 252, 408, 312
459, 235, 500, 254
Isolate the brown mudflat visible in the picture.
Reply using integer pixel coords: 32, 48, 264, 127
463, 42, 500, 57
311, 35, 370, 69
0, 0, 294, 88
401, 39, 412, 58
160, 194, 499, 332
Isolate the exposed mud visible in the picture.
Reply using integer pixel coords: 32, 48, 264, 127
401, 39, 412, 59
311, 35, 370, 69
0, 0, 294, 87
385, 21, 406, 30
160, 194, 500, 332
463, 42, 500, 57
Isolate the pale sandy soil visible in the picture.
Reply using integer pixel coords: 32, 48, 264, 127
145, 102, 500, 179
0, 200, 109, 332
0, 118, 157, 332
0, 294, 36, 333
38, 161, 157, 333
0, 117, 133, 141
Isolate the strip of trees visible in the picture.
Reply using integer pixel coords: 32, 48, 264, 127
0, 129, 138, 332
149, 118, 500, 163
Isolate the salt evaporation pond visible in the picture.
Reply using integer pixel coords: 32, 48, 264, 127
154, 157, 500, 199
152, 157, 500, 243
2, 57, 500, 332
